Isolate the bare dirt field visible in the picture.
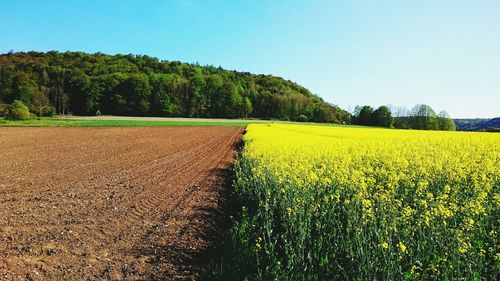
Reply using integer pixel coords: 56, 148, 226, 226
0, 126, 243, 280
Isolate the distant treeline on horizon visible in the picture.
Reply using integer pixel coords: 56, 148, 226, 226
454, 117, 500, 132
351, 104, 456, 131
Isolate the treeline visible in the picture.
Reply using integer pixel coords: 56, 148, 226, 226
0, 51, 350, 123
352, 104, 456, 131
455, 117, 500, 131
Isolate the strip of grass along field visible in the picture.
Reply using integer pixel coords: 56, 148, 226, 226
0, 117, 356, 128
215, 124, 499, 280
0, 117, 254, 127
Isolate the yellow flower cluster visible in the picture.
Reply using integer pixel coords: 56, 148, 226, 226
236, 124, 500, 279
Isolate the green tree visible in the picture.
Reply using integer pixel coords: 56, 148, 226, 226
372, 106, 393, 127
204, 74, 224, 117
313, 104, 336, 123
410, 104, 438, 130
243, 97, 253, 118
185, 67, 206, 117
224, 80, 243, 118
357, 105, 374, 125
437, 111, 456, 131
67, 70, 91, 115
31, 87, 50, 117
150, 73, 179, 116
12, 72, 37, 104
6, 100, 31, 120
122, 73, 151, 115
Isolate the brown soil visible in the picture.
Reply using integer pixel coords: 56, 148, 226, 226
0, 126, 243, 280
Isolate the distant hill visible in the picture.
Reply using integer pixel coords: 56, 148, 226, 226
454, 117, 500, 131
0, 51, 350, 123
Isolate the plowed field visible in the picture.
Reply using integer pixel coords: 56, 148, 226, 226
0, 127, 243, 280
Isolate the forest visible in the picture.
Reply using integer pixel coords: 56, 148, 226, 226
0, 51, 350, 123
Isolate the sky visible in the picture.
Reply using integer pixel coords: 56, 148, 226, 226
1, 0, 499, 118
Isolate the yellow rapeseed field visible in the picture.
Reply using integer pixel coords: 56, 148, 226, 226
232, 124, 499, 280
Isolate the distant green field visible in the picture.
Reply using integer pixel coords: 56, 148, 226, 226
0, 116, 360, 128
0, 117, 256, 127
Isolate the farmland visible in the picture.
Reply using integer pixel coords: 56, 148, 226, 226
225, 124, 500, 280
0, 126, 243, 280
1, 122, 499, 280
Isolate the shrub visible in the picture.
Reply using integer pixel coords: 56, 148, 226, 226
41, 105, 56, 117
0, 103, 8, 117
6, 100, 32, 120
296, 114, 308, 122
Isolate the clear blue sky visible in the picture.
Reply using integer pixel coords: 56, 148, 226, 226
1, 0, 499, 118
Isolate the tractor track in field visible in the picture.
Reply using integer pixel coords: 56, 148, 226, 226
0, 126, 243, 280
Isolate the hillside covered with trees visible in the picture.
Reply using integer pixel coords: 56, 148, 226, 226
454, 117, 500, 132
0, 51, 350, 123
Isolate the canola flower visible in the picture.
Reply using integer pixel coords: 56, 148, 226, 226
231, 124, 500, 280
